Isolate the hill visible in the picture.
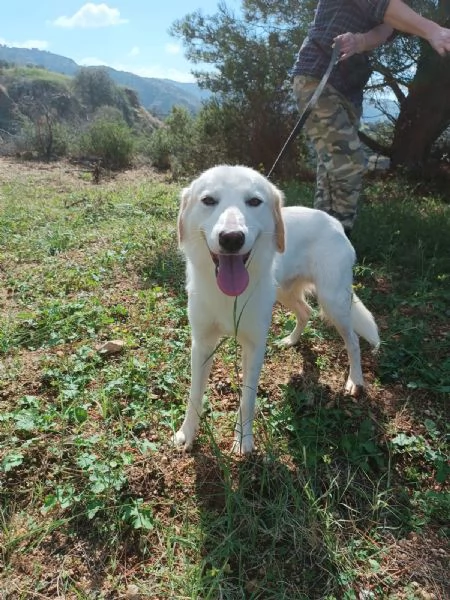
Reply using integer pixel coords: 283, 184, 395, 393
0, 62, 162, 164
1, 45, 399, 124
0, 45, 204, 116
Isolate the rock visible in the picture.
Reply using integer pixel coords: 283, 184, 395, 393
125, 584, 140, 599
97, 340, 125, 355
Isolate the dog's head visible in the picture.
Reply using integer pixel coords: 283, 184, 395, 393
178, 165, 285, 297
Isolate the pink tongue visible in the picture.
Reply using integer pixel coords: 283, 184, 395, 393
216, 254, 249, 296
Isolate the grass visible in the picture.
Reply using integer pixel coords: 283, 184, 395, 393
2, 65, 71, 87
0, 160, 449, 599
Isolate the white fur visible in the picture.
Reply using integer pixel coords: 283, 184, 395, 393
175, 165, 380, 454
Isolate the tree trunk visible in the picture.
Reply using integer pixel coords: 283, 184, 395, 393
390, 35, 450, 168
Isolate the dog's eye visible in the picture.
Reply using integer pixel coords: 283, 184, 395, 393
201, 196, 217, 206
246, 197, 262, 207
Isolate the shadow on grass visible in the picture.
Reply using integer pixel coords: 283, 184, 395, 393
187, 339, 419, 599
192, 449, 340, 600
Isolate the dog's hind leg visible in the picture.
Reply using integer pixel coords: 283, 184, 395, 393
277, 284, 312, 347
317, 287, 365, 396
174, 332, 219, 451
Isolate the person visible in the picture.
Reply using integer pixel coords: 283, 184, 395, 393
292, 0, 450, 237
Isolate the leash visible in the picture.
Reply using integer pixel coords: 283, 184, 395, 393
267, 41, 341, 179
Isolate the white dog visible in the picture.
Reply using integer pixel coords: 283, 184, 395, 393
175, 165, 379, 454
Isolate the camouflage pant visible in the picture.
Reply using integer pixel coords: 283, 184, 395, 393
293, 75, 365, 232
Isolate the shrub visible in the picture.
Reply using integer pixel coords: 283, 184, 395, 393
20, 117, 69, 160
80, 108, 134, 170
147, 106, 200, 176
147, 100, 310, 178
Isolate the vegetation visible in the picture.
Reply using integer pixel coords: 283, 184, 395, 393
0, 160, 448, 599
2, 0, 450, 178
0, 3, 448, 597
0, 46, 201, 115
79, 107, 135, 171
0, 64, 159, 168
171, 0, 450, 171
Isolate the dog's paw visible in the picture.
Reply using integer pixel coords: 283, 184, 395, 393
231, 435, 255, 455
277, 334, 298, 348
345, 379, 364, 398
173, 428, 195, 452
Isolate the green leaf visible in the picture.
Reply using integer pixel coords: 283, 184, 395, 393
41, 494, 58, 514
391, 433, 415, 447
73, 406, 88, 424
368, 558, 380, 572
122, 499, 154, 531
87, 499, 103, 519
14, 410, 37, 431
435, 457, 450, 484
90, 480, 106, 494
76, 452, 96, 469
2, 451, 24, 472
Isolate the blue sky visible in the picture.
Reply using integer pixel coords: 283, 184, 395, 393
0, 1, 240, 82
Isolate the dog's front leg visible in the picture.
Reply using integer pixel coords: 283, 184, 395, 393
232, 337, 267, 455
174, 334, 217, 451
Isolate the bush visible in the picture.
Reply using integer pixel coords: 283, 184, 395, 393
20, 116, 69, 160
80, 108, 134, 170
147, 100, 310, 179
147, 106, 200, 176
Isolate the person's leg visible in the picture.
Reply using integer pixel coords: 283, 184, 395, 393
315, 157, 332, 214
293, 76, 365, 234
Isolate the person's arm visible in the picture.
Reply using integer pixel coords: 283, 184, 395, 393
384, 0, 450, 56
335, 24, 394, 60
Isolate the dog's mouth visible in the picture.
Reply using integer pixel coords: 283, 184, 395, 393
210, 251, 251, 296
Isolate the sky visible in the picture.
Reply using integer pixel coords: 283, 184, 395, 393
0, 0, 240, 82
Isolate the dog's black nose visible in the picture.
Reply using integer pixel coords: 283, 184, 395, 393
219, 230, 245, 253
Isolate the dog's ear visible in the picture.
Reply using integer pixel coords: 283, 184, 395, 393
177, 186, 191, 246
271, 184, 285, 253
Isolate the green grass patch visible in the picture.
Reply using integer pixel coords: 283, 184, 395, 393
0, 164, 448, 599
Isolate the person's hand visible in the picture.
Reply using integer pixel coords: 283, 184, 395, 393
334, 32, 366, 60
427, 25, 450, 56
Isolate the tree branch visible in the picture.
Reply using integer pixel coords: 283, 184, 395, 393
373, 63, 406, 104
358, 129, 392, 158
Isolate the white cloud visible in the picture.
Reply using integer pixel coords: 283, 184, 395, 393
128, 46, 140, 57
165, 43, 181, 56
52, 3, 128, 28
0, 38, 49, 50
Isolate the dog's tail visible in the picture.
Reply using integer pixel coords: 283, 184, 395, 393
351, 293, 380, 351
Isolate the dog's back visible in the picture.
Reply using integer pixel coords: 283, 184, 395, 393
274, 206, 355, 286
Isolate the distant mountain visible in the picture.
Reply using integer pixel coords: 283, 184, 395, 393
0, 46, 79, 76
166, 80, 212, 101
0, 45, 402, 125
0, 45, 205, 116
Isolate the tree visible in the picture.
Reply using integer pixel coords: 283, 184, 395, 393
9, 79, 70, 160
387, 1, 450, 167
170, 1, 312, 177
73, 68, 118, 112
172, 0, 450, 172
